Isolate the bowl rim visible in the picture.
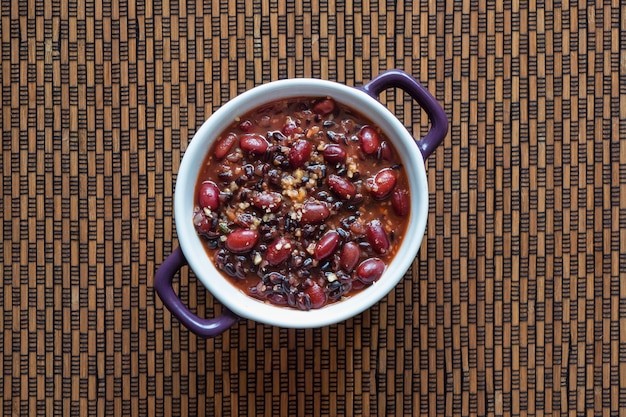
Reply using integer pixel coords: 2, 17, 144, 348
174, 78, 430, 328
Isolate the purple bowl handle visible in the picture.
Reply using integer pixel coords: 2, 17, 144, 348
154, 247, 239, 338
359, 69, 448, 159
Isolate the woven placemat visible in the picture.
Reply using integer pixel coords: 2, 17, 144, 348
1, 0, 624, 415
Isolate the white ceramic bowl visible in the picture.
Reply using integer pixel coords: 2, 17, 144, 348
155, 70, 448, 337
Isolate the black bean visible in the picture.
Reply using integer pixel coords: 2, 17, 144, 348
273, 155, 286, 167
222, 262, 237, 277
287, 290, 298, 307
296, 293, 311, 311
336, 228, 349, 239
215, 249, 229, 268
272, 131, 286, 141
222, 191, 235, 203
317, 191, 329, 200
243, 164, 255, 176
266, 271, 286, 285
218, 171, 232, 180
327, 281, 345, 300
323, 120, 335, 128
337, 270, 351, 281
340, 216, 357, 229
234, 262, 247, 279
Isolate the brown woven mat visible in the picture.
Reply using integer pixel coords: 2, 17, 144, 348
1, 0, 624, 415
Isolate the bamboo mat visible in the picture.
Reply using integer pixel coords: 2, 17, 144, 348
1, 0, 625, 416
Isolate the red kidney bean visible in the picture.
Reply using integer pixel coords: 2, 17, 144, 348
193, 209, 213, 235
214, 133, 238, 160
328, 174, 357, 200
314, 230, 340, 260
253, 191, 283, 212
367, 168, 397, 199
300, 201, 330, 224
312, 98, 335, 115
349, 221, 366, 236
266, 237, 293, 266
226, 229, 259, 253
239, 119, 254, 132
240, 133, 269, 155
366, 219, 390, 254
391, 188, 410, 217
379, 141, 394, 160
339, 241, 360, 272
304, 281, 327, 309
198, 181, 220, 210
282, 119, 300, 136
288, 139, 312, 168
322, 144, 347, 163
356, 258, 385, 283
358, 126, 381, 154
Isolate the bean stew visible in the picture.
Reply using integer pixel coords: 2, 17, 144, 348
193, 97, 411, 310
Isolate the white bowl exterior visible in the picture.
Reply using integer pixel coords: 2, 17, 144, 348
175, 79, 429, 328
